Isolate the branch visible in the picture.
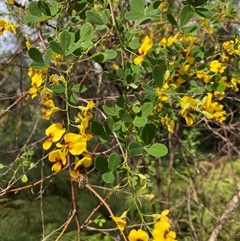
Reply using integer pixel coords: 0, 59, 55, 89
208, 188, 240, 241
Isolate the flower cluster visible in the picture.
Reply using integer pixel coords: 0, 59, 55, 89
134, 36, 153, 65
127, 210, 177, 241
134, 33, 240, 127
0, 19, 18, 35
180, 93, 226, 126
42, 101, 95, 173
222, 38, 240, 55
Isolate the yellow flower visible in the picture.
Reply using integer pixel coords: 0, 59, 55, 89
7, 0, 14, 5
160, 34, 179, 48
0, 19, 18, 35
74, 153, 92, 168
49, 74, 66, 85
57, 133, 87, 156
134, 36, 153, 65
230, 77, 240, 92
196, 70, 205, 79
48, 149, 67, 172
110, 216, 126, 231
41, 88, 54, 101
201, 93, 226, 123
28, 68, 35, 77
43, 123, 66, 150
128, 229, 149, 241
222, 39, 240, 55
152, 210, 177, 241
52, 54, 64, 66
31, 73, 43, 88
209, 60, 226, 74
26, 40, 32, 50
180, 96, 197, 126
112, 63, 119, 70
42, 100, 59, 120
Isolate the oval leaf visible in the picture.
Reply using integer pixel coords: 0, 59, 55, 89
49, 41, 65, 55
153, 65, 164, 88
145, 143, 168, 157
28, 48, 44, 63
180, 5, 195, 27
128, 141, 143, 156
94, 155, 109, 172
108, 153, 120, 171
21, 174, 28, 183
102, 172, 115, 183
80, 22, 94, 41
133, 116, 147, 127
86, 9, 104, 25
90, 121, 106, 136
141, 123, 157, 145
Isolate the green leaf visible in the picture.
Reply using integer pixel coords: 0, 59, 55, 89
80, 22, 94, 41
45, 48, 52, 66
59, 30, 74, 54
132, 105, 141, 113
119, 109, 133, 122
142, 83, 156, 95
167, 14, 179, 29
90, 121, 106, 136
90, 52, 108, 63
130, 0, 144, 13
86, 9, 104, 25
51, 85, 65, 94
213, 82, 225, 92
146, 1, 161, 15
30, 62, 46, 69
102, 105, 118, 116
105, 49, 118, 60
0, 163, 5, 169
129, 38, 140, 50
141, 123, 157, 145
94, 155, 109, 172
128, 141, 143, 156
102, 172, 115, 183
195, 7, 213, 19
144, 143, 168, 157
80, 41, 93, 49
68, 91, 78, 106
153, 65, 164, 88
28, 48, 44, 63
108, 153, 120, 171
38, 0, 51, 16
21, 174, 28, 183
49, 41, 65, 55
125, 11, 145, 21
104, 117, 114, 135
181, 24, 200, 34
133, 116, 147, 127
28, 1, 42, 17
71, 84, 87, 93
141, 102, 153, 117
24, 14, 41, 23
180, 5, 195, 27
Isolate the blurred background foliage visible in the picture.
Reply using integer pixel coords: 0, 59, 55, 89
0, 0, 240, 241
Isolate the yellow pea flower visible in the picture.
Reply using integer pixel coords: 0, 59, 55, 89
43, 123, 66, 150
57, 133, 87, 156
48, 149, 67, 172
128, 229, 149, 241
180, 96, 197, 126
110, 215, 126, 231
134, 36, 153, 65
